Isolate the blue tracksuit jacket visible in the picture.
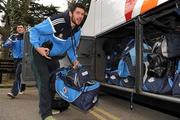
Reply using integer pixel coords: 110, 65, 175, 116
29, 11, 81, 62
3, 34, 24, 59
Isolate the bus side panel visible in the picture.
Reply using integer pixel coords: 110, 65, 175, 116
81, 0, 95, 37
101, 0, 126, 35
81, 0, 169, 37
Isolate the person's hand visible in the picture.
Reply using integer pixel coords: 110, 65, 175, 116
14, 33, 19, 36
35, 47, 51, 59
1, 44, 3, 48
72, 60, 80, 69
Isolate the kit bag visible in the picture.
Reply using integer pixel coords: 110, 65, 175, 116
172, 60, 180, 97
107, 71, 121, 85
112, 57, 135, 87
142, 38, 177, 94
147, 53, 168, 78
161, 32, 180, 58
107, 60, 135, 87
143, 75, 173, 94
55, 67, 100, 111
107, 39, 149, 88
105, 68, 111, 83
65, 66, 91, 90
106, 39, 135, 87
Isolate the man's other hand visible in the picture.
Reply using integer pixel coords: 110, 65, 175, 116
72, 60, 80, 69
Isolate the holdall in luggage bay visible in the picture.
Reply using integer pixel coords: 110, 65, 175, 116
55, 66, 100, 111
107, 71, 121, 85
172, 60, 180, 97
106, 39, 135, 87
107, 39, 150, 88
161, 32, 180, 58
143, 54, 174, 94
142, 55, 175, 94
143, 76, 173, 94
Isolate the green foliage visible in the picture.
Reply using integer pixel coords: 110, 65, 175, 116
0, 0, 91, 39
28, 2, 60, 26
0, 0, 59, 38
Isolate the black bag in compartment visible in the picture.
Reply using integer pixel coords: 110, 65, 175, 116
161, 32, 180, 58
143, 56, 175, 94
147, 53, 168, 78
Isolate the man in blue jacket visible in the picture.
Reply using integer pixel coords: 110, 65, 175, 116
29, 3, 86, 120
3, 24, 26, 98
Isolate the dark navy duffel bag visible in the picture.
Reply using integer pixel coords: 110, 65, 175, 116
143, 76, 173, 94
172, 60, 180, 97
54, 67, 100, 111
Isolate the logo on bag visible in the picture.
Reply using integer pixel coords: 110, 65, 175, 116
124, 78, 129, 83
63, 87, 68, 93
110, 75, 116, 80
148, 77, 155, 83
105, 74, 108, 79
92, 96, 98, 103
82, 71, 88, 76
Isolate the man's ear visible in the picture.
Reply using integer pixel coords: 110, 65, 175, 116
69, 11, 72, 17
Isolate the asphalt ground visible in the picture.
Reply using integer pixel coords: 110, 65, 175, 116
0, 87, 179, 120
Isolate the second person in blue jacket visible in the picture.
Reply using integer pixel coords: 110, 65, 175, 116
29, 3, 86, 120
3, 24, 26, 98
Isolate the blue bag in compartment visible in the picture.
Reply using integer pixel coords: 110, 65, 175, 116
143, 75, 173, 94
108, 71, 121, 85
105, 68, 112, 84
55, 67, 100, 111
116, 40, 136, 88
117, 59, 130, 77
172, 60, 180, 96
106, 39, 150, 88
119, 76, 135, 88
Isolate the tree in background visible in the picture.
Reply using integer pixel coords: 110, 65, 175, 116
0, 0, 91, 39
0, 0, 59, 39
27, 2, 60, 27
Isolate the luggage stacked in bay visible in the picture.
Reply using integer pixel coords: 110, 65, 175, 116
172, 60, 180, 97
107, 39, 150, 88
142, 32, 180, 95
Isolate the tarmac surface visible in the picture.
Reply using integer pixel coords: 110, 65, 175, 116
0, 87, 180, 120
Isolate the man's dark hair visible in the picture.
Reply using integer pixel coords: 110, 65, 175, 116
16, 23, 25, 27
70, 3, 86, 12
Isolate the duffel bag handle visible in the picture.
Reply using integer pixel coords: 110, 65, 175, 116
66, 65, 91, 89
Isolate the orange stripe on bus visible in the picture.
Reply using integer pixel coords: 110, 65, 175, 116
140, 0, 158, 14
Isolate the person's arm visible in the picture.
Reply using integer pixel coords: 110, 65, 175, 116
67, 30, 81, 68
2, 35, 16, 48
29, 17, 55, 49
67, 48, 79, 69
29, 17, 55, 59
67, 45, 77, 63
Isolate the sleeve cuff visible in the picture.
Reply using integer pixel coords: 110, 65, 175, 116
33, 44, 40, 48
